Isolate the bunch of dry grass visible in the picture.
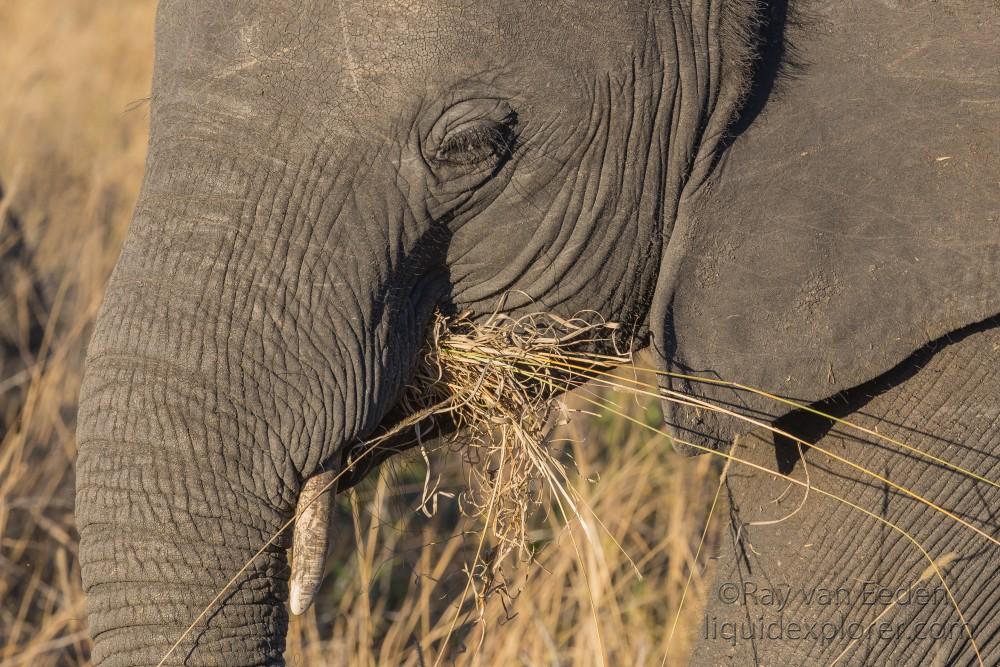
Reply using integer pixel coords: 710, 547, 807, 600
392, 310, 630, 606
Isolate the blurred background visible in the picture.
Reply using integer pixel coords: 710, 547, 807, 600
0, 3, 720, 664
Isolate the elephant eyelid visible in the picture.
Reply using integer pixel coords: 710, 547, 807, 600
433, 111, 518, 167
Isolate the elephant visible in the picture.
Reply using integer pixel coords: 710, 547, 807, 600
74, 0, 999, 665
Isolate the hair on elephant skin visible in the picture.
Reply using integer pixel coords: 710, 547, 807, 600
74, 0, 999, 665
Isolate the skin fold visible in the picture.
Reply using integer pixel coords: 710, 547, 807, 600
74, 0, 999, 664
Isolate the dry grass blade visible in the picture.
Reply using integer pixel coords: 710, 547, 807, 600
498, 351, 1000, 550
544, 351, 1000, 492
662, 455, 732, 667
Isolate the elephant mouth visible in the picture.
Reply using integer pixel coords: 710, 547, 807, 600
335, 399, 457, 491
337, 309, 629, 490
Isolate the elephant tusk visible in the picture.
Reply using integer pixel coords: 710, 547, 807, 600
289, 470, 336, 615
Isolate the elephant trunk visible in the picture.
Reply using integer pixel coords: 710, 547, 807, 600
75, 186, 300, 664
75, 368, 291, 665
75, 137, 431, 663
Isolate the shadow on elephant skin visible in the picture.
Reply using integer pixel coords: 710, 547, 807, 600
772, 314, 1000, 477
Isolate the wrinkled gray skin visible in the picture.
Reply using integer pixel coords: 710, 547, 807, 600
75, 0, 999, 665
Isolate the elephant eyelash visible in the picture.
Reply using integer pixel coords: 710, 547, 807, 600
435, 113, 518, 167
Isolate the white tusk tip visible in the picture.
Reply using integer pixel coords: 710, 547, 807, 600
289, 581, 311, 616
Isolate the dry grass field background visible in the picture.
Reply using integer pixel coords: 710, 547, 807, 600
0, 3, 720, 665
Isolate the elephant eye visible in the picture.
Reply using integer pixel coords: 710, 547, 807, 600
434, 112, 518, 167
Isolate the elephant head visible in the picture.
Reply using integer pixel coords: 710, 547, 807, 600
75, 0, 998, 664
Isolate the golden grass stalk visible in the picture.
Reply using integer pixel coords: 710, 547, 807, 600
540, 350, 1000, 492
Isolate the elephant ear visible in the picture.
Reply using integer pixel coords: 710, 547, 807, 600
652, 1, 1000, 453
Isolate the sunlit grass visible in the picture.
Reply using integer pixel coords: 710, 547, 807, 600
0, 2, 155, 664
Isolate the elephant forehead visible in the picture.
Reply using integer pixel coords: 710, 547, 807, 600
154, 0, 658, 113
